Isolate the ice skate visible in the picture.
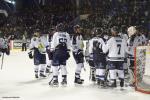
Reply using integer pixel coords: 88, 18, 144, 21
40, 73, 47, 78
74, 78, 84, 84
91, 75, 96, 82
49, 79, 59, 86
61, 79, 67, 86
35, 74, 39, 78
120, 79, 124, 87
108, 80, 117, 88
46, 66, 52, 74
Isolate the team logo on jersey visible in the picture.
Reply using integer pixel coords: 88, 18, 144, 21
38, 43, 46, 53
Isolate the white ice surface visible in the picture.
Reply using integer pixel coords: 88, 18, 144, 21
0, 51, 150, 100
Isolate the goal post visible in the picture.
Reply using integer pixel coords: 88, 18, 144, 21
134, 46, 150, 94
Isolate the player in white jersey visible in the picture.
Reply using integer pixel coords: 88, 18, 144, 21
0, 34, 10, 57
140, 34, 148, 45
87, 28, 98, 82
103, 26, 128, 88
127, 26, 148, 86
72, 25, 84, 84
28, 31, 49, 78
49, 23, 70, 86
89, 29, 106, 86
127, 26, 147, 71
119, 26, 129, 76
127, 26, 148, 85
138, 27, 148, 45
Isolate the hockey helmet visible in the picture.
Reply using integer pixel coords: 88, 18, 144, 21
111, 26, 119, 35
127, 26, 136, 37
97, 28, 104, 36
56, 23, 65, 32
33, 32, 40, 37
74, 24, 80, 30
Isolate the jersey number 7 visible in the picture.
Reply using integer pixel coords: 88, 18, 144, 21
117, 44, 121, 55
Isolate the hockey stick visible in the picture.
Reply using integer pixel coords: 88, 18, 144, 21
1, 53, 4, 70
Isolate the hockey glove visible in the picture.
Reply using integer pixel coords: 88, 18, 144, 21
5, 47, 10, 55
28, 51, 33, 59
1, 48, 6, 53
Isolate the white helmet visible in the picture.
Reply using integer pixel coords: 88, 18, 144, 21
127, 26, 136, 37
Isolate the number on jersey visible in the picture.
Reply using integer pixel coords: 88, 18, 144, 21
117, 44, 121, 55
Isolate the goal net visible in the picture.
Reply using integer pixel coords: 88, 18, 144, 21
134, 46, 150, 94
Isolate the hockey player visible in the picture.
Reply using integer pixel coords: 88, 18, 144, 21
72, 25, 84, 84
45, 29, 55, 74
49, 23, 70, 86
127, 26, 147, 72
85, 39, 95, 82
89, 28, 107, 86
137, 26, 148, 45
127, 26, 147, 86
85, 28, 96, 82
103, 26, 128, 88
28, 31, 49, 78
0, 34, 10, 57
119, 26, 129, 77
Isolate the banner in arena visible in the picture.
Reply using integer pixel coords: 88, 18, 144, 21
13, 39, 30, 49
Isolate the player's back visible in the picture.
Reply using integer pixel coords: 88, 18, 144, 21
105, 36, 127, 61
51, 32, 70, 50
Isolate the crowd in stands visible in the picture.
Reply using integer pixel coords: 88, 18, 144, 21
0, 0, 150, 40
80, 0, 150, 39
0, 10, 76, 39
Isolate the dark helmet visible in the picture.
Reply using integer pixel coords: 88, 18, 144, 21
95, 28, 104, 37
56, 23, 65, 32
73, 24, 80, 31
111, 26, 119, 34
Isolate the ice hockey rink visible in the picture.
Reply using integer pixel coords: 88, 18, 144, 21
0, 50, 150, 100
